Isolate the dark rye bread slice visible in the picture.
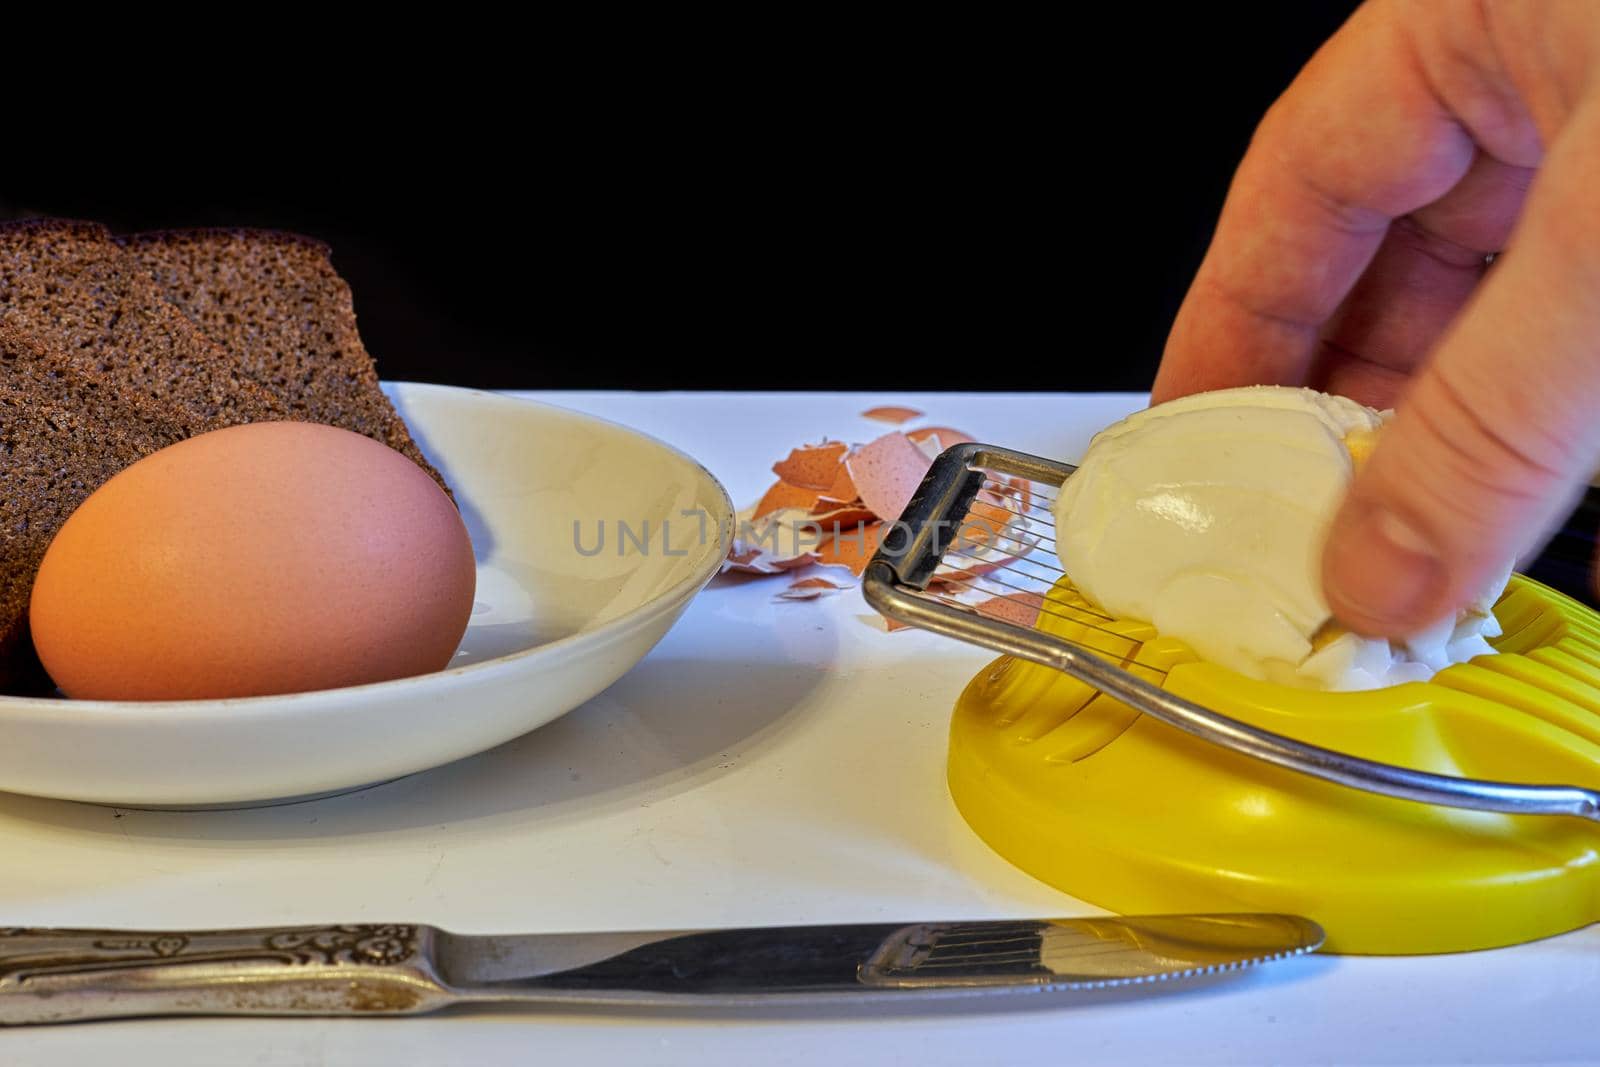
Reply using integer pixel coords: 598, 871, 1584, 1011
0, 321, 199, 445
0, 386, 179, 691
118, 228, 449, 494
0, 219, 289, 430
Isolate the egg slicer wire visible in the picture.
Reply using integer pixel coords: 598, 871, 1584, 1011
861, 441, 1600, 823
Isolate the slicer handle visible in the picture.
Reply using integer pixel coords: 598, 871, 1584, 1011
0, 925, 451, 1024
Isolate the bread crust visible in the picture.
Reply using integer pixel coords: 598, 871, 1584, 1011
120, 227, 449, 493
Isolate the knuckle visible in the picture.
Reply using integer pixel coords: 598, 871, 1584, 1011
1366, 368, 1572, 564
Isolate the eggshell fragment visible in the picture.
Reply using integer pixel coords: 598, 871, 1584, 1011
823, 461, 859, 503
962, 489, 1022, 547
911, 434, 945, 462
724, 548, 821, 575
29, 423, 476, 701
991, 475, 1035, 514
927, 556, 1008, 590
754, 479, 823, 519
847, 432, 931, 523
906, 426, 976, 448
772, 442, 848, 490
723, 507, 826, 574
809, 500, 879, 526
777, 577, 847, 601
976, 592, 1044, 628
862, 405, 923, 425
815, 522, 885, 576
726, 415, 991, 603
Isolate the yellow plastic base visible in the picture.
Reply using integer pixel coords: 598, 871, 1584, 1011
949, 576, 1600, 955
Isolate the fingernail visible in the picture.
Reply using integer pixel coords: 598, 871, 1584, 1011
1327, 502, 1446, 631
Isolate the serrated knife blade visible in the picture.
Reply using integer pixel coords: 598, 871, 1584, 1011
0, 913, 1324, 1024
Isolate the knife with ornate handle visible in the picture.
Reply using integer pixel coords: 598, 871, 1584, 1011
0, 913, 1322, 1024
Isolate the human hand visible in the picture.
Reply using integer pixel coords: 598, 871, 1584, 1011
1152, 0, 1600, 638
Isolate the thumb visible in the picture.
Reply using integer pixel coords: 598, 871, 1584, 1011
1322, 108, 1600, 638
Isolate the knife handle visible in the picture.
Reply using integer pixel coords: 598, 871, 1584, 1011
0, 925, 452, 1024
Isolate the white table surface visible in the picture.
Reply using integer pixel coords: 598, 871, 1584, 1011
5, 390, 1598, 1067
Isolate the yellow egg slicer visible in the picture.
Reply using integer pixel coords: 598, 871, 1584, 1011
863, 442, 1600, 956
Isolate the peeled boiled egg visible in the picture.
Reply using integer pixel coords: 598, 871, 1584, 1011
30, 422, 476, 701
1054, 386, 1508, 691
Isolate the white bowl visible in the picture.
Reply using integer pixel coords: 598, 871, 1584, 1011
0, 384, 734, 808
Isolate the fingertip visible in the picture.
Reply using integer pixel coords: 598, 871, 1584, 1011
1321, 495, 1451, 638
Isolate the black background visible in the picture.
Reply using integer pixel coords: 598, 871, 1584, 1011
3, 5, 1357, 393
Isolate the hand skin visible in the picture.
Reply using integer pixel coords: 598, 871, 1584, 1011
1152, 0, 1600, 639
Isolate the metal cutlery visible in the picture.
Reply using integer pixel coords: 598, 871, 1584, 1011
0, 913, 1323, 1024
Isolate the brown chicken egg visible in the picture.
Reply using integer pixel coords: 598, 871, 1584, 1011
30, 422, 476, 701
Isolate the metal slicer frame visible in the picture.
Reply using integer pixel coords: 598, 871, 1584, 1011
861, 442, 1600, 822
